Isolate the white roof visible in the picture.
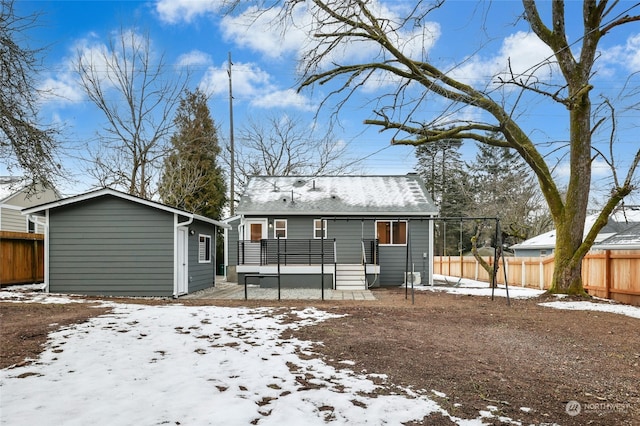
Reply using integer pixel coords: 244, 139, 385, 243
512, 209, 640, 250
237, 175, 438, 216
22, 187, 230, 229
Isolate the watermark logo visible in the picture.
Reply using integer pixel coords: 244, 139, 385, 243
565, 400, 581, 416
566, 400, 630, 416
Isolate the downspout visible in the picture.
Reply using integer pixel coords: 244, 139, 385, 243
174, 214, 194, 297
28, 212, 49, 292
429, 215, 435, 286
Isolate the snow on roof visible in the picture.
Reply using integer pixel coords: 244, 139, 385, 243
237, 175, 438, 216
594, 222, 640, 249
512, 208, 640, 250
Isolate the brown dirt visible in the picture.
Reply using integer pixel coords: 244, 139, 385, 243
1, 288, 638, 425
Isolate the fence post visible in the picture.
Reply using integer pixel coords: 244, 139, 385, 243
539, 258, 544, 290
604, 250, 611, 300
521, 260, 526, 287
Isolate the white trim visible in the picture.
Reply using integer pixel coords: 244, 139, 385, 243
27, 213, 49, 292
313, 219, 328, 239
273, 219, 287, 239
375, 219, 408, 246
198, 234, 212, 263
244, 218, 268, 240
237, 210, 438, 217
174, 214, 194, 297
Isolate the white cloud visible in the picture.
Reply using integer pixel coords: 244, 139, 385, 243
221, 6, 308, 59
199, 61, 314, 110
600, 33, 640, 73
176, 50, 212, 68
449, 31, 557, 88
199, 61, 271, 97
155, 0, 225, 24
251, 88, 315, 111
554, 158, 612, 179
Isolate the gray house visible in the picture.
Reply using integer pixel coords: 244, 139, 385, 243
224, 175, 438, 289
512, 208, 640, 257
23, 188, 229, 297
1, 177, 59, 233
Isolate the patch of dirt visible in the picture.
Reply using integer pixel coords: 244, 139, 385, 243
0, 302, 110, 369
1, 288, 638, 425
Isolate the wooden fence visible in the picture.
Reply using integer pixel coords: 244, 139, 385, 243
0, 231, 44, 286
433, 250, 640, 306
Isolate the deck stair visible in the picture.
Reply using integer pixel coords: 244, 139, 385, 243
335, 264, 366, 290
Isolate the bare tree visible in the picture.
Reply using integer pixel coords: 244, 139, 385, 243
0, 0, 60, 189
76, 28, 189, 199
226, 114, 356, 201
238, 0, 639, 295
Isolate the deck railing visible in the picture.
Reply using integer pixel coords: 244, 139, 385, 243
238, 239, 336, 265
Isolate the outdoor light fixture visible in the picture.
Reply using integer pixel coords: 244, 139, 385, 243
189, 229, 195, 236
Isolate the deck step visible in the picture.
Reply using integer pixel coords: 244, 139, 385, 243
335, 264, 366, 290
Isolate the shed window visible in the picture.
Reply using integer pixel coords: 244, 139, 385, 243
274, 219, 287, 239
199, 234, 212, 263
313, 219, 327, 239
376, 220, 407, 245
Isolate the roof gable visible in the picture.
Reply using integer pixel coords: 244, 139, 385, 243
237, 175, 437, 216
22, 188, 229, 228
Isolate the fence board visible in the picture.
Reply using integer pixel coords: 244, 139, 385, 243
0, 231, 44, 285
433, 250, 640, 306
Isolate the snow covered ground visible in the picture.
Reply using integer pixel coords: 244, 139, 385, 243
1, 282, 638, 425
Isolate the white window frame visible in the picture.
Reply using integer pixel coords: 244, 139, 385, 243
198, 234, 212, 263
375, 220, 408, 246
313, 219, 327, 239
273, 219, 287, 239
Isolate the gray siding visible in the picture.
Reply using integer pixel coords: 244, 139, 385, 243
49, 196, 174, 296
240, 273, 332, 289
187, 220, 217, 292
235, 215, 432, 287
378, 219, 430, 286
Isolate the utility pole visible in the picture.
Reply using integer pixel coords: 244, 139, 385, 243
227, 52, 235, 215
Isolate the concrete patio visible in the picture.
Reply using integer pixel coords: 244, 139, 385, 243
181, 281, 377, 301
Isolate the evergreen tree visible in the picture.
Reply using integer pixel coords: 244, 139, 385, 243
467, 143, 548, 247
159, 89, 227, 220
415, 139, 473, 254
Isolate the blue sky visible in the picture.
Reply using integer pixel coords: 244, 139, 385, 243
10, 0, 640, 202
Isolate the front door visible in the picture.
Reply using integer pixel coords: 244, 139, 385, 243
243, 219, 267, 264
177, 227, 188, 295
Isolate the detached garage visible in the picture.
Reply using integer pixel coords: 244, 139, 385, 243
23, 188, 229, 297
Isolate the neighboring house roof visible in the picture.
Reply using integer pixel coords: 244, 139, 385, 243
237, 175, 438, 216
1, 177, 60, 206
22, 187, 230, 229
593, 222, 640, 250
511, 208, 640, 251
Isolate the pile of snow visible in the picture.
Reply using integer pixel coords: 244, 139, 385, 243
412, 274, 546, 299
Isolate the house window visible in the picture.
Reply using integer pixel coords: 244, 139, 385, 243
274, 219, 287, 239
27, 218, 36, 233
199, 234, 212, 263
313, 219, 327, 239
376, 220, 407, 245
